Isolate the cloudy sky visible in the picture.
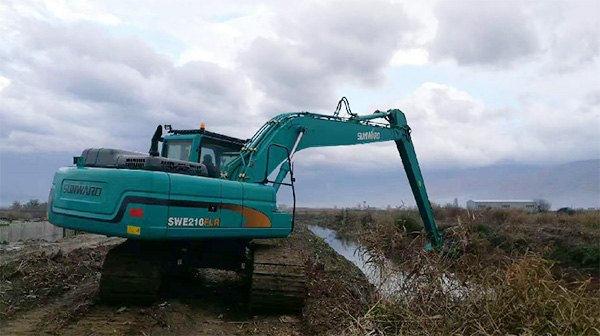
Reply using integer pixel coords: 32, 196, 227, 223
0, 0, 599, 206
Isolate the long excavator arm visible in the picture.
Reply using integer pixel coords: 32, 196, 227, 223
223, 108, 443, 247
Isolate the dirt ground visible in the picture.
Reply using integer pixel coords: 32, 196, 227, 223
0, 221, 372, 336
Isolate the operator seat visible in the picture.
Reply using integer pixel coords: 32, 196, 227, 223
202, 154, 219, 178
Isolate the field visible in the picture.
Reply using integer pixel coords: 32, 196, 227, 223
0, 208, 598, 335
299, 207, 600, 335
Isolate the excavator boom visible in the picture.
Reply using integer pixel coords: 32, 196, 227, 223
224, 108, 442, 246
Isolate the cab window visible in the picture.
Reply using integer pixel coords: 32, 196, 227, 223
200, 147, 218, 177
200, 140, 241, 178
164, 139, 193, 161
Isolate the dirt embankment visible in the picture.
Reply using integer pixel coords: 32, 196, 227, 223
0, 221, 372, 336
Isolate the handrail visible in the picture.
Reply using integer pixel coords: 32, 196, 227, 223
258, 143, 297, 231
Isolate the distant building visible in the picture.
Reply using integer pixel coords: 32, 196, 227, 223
466, 200, 538, 212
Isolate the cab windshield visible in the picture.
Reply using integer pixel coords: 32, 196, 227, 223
164, 139, 193, 161
200, 141, 241, 178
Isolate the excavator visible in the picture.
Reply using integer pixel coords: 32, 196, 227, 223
47, 98, 442, 311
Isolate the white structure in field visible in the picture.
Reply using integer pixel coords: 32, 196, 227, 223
466, 200, 538, 212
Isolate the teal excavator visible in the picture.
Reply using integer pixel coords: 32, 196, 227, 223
48, 98, 442, 311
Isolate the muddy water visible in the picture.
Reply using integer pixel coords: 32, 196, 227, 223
309, 225, 405, 297
0, 220, 66, 243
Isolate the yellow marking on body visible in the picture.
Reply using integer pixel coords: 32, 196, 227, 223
221, 204, 271, 228
127, 225, 141, 235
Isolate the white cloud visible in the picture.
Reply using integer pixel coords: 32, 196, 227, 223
390, 48, 428, 66
401, 83, 519, 165
431, 0, 540, 67
0, 0, 598, 170
0, 76, 10, 92
240, 0, 416, 115
0, 20, 252, 153
174, 5, 279, 69
39, 0, 120, 25
535, 0, 600, 72
428, 0, 599, 70
296, 82, 599, 170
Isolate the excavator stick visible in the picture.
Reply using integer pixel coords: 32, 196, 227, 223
388, 110, 443, 247
396, 139, 443, 247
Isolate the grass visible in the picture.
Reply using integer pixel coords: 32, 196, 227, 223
347, 253, 598, 335
299, 208, 600, 335
310, 207, 600, 274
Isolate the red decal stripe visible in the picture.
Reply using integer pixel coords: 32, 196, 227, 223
129, 208, 144, 218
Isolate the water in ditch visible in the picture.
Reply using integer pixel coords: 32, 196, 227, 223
309, 225, 405, 297
309, 225, 473, 299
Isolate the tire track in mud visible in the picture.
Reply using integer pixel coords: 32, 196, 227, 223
1, 270, 145, 336
2, 279, 149, 336
57, 307, 137, 336
1, 279, 98, 336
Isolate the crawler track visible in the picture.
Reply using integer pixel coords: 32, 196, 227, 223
97, 239, 307, 312
98, 240, 163, 304
249, 242, 306, 312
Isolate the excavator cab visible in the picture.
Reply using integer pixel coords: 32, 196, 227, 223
161, 126, 246, 178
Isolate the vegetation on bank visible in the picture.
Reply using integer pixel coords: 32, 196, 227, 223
300, 208, 600, 335
0, 200, 48, 220
310, 207, 600, 274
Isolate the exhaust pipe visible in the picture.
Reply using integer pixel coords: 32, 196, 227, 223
149, 125, 162, 157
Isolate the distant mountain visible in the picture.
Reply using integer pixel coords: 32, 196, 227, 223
283, 160, 600, 209
498, 160, 600, 209
1, 151, 598, 210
